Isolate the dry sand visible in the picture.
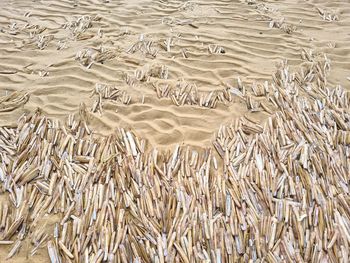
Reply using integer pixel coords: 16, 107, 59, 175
0, 0, 349, 262
1, 0, 349, 150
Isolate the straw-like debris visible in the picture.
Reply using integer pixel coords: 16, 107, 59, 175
35, 34, 54, 50
126, 35, 158, 58
63, 15, 101, 39
208, 44, 225, 54
75, 47, 117, 69
124, 64, 169, 88
1, 22, 47, 37
152, 80, 233, 108
251, 81, 268, 97
91, 83, 132, 114
0, 55, 349, 262
317, 8, 338, 22
268, 17, 296, 34
213, 58, 350, 262
162, 37, 175, 52
0, 91, 29, 112
224, 79, 270, 113
228, 52, 334, 115
135, 64, 169, 82
246, 1, 296, 34
161, 17, 198, 28
26, 24, 47, 38
301, 48, 318, 62
57, 40, 67, 50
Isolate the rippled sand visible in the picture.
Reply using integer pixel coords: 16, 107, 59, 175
0, 0, 349, 261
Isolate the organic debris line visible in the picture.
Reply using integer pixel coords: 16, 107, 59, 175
0, 91, 29, 113
0, 53, 350, 261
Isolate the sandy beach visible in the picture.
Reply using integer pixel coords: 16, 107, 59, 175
0, 0, 349, 262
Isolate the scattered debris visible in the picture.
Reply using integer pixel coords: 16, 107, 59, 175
153, 80, 233, 108
35, 35, 54, 49
208, 44, 225, 54
126, 34, 158, 58
0, 91, 29, 112
91, 83, 132, 114
269, 17, 296, 34
63, 15, 101, 39
317, 7, 339, 22
75, 47, 117, 68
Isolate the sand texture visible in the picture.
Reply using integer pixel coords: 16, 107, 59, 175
0, 0, 350, 262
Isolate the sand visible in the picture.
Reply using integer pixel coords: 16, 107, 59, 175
0, 0, 349, 261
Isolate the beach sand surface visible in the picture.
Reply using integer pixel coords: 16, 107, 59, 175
0, 0, 349, 261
